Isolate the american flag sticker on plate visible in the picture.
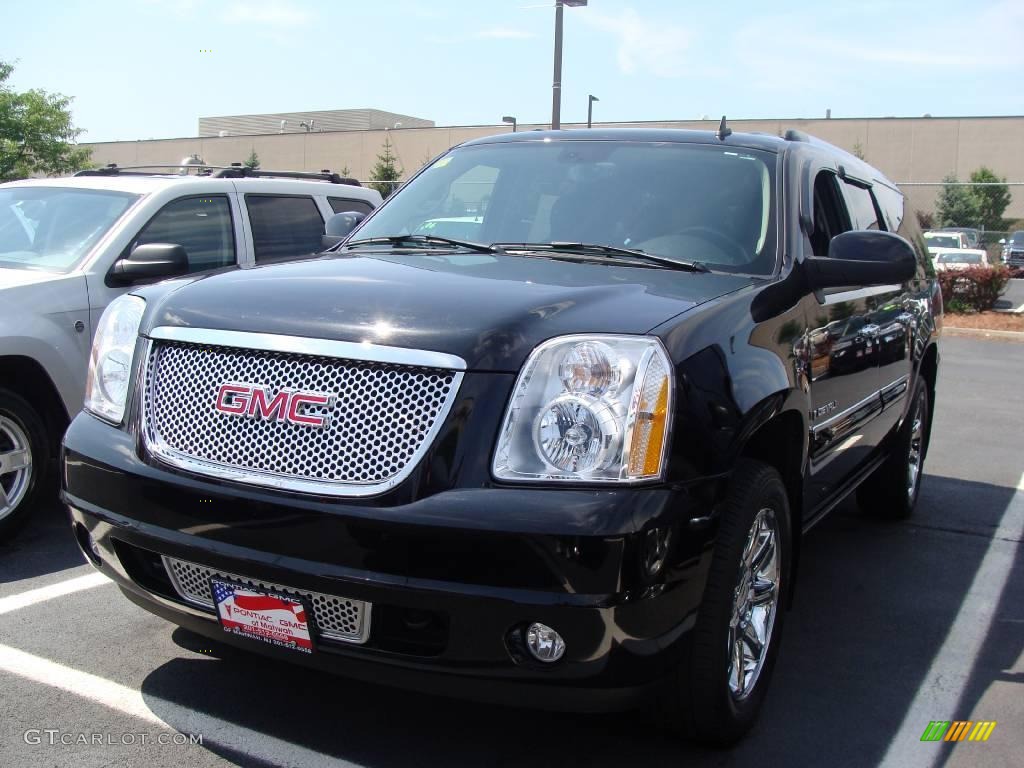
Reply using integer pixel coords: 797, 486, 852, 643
211, 579, 314, 654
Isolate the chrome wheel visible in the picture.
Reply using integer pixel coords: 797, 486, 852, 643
728, 507, 781, 700
0, 414, 33, 522
906, 388, 926, 502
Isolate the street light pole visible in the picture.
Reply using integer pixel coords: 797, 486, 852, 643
587, 94, 599, 129
502, 116, 518, 133
551, 0, 586, 130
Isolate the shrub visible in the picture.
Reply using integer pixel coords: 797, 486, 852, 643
937, 266, 1010, 312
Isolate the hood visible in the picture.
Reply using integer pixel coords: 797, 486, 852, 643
145, 252, 756, 371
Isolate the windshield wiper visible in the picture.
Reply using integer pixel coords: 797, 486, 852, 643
494, 242, 708, 272
343, 235, 502, 254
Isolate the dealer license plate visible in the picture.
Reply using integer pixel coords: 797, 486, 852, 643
211, 578, 314, 654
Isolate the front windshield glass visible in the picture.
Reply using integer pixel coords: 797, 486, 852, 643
354, 141, 778, 274
0, 186, 139, 272
926, 234, 960, 248
939, 252, 981, 264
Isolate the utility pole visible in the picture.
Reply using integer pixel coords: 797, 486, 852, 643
551, 0, 587, 130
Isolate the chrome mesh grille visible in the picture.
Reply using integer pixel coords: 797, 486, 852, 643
161, 556, 369, 644
143, 340, 459, 492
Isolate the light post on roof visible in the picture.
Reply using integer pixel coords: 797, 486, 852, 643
551, 0, 587, 130
587, 94, 599, 129
502, 115, 518, 133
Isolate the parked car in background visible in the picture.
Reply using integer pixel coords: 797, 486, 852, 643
0, 166, 381, 538
932, 248, 989, 270
1002, 230, 1024, 267
924, 230, 967, 253
62, 128, 940, 745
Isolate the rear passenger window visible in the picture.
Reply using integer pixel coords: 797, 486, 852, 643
245, 195, 325, 263
133, 196, 235, 273
841, 182, 881, 231
328, 197, 374, 215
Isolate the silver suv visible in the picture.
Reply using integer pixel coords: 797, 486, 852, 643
0, 167, 381, 537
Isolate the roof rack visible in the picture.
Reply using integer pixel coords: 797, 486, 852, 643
212, 164, 361, 186
783, 129, 811, 143
74, 163, 223, 177
74, 163, 361, 186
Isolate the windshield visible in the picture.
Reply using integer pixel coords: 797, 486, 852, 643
1010, 231, 1024, 245
925, 234, 960, 248
0, 186, 139, 272
354, 141, 778, 274
939, 252, 981, 264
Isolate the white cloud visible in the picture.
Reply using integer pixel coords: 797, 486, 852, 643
223, 0, 311, 27
582, 8, 691, 78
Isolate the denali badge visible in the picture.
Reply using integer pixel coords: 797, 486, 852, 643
215, 383, 335, 428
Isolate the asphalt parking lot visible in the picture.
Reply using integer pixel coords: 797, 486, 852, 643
1, 335, 1021, 768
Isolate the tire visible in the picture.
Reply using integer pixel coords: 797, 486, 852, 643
0, 389, 50, 541
857, 379, 929, 520
655, 460, 792, 745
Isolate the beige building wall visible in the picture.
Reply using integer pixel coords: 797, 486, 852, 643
81, 116, 1024, 220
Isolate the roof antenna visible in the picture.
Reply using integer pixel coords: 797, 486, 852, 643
716, 115, 732, 141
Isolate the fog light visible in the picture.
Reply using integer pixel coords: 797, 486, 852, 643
526, 622, 565, 663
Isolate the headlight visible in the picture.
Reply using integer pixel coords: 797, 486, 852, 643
84, 294, 146, 424
493, 335, 673, 483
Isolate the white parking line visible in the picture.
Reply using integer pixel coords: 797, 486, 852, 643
0, 643, 360, 767
880, 471, 1024, 766
0, 571, 111, 616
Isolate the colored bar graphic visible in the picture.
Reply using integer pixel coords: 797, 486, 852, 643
920, 720, 996, 743
968, 722, 997, 742
945, 721, 971, 741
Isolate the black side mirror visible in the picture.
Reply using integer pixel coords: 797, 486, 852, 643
805, 230, 917, 290
112, 243, 188, 284
321, 211, 367, 250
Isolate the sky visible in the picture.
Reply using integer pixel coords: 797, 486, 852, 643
3, 0, 1022, 143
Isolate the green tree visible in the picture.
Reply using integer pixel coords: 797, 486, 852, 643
935, 175, 980, 227
968, 166, 1011, 231
243, 149, 260, 169
369, 137, 402, 199
852, 141, 866, 161
0, 61, 91, 181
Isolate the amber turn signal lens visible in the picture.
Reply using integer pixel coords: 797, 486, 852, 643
628, 357, 670, 478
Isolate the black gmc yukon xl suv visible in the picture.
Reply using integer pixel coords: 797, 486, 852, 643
62, 128, 941, 744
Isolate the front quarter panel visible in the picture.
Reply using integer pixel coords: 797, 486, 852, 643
0, 274, 93, 416
654, 286, 808, 482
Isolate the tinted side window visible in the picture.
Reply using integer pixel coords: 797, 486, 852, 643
245, 195, 325, 263
809, 172, 851, 256
874, 182, 930, 276
328, 197, 374, 215
133, 195, 235, 273
841, 182, 881, 230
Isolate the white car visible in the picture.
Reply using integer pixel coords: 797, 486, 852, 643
932, 247, 989, 270
0, 166, 381, 537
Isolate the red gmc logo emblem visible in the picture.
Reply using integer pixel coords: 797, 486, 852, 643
215, 383, 335, 428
